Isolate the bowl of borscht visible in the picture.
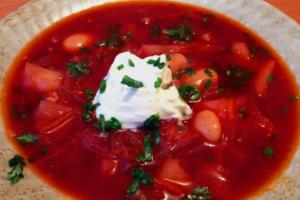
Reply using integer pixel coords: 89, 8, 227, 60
0, 0, 299, 200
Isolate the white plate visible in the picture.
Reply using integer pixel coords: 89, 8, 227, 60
0, 0, 299, 199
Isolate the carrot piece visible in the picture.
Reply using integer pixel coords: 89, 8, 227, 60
232, 42, 250, 60
168, 53, 189, 73
254, 60, 275, 97
63, 33, 93, 53
194, 110, 222, 143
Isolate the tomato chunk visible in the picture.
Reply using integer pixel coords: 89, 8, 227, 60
254, 60, 275, 96
63, 33, 93, 53
23, 63, 63, 94
156, 159, 192, 195
232, 42, 250, 60
194, 110, 222, 143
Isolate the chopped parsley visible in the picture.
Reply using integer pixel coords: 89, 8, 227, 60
263, 146, 274, 158
290, 95, 299, 104
143, 114, 161, 146
204, 69, 213, 78
152, 129, 161, 146
178, 84, 201, 102
95, 24, 124, 48
96, 114, 122, 133
128, 59, 135, 67
226, 65, 252, 88
154, 77, 162, 88
126, 168, 153, 196
151, 26, 160, 38
121, 75, 144, 88
239, 107, 248, 118
147, 57, 166, 69
143, 114, 160, 131
267, 74, 274, 83
16, 133, 38, 144
82, 103, 100, 122
204, 79, 212, 90
67, 62, 90, 78
174, 67, 196, 79
117, 64, 125, 70
100, 80, 107, 93
137, 135, 153, 163
85, 88, 95, 101
186, 186, 212, 200
163, 24, 194, 42
7, 154, 25, 184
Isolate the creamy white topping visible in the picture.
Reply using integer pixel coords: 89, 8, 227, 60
93, 51, 192, 130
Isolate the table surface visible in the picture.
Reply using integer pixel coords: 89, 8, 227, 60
0, 0, 299, 22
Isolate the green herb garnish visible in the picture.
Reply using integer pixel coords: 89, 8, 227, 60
85, 88, 95, 101
147, 57, 166, 69
239, 107, 248, 118
174, 67, 196, 79
67, 62, 90, 78
178, 84, 201, 101
263, 146, 274, 158
186, 186, 212, 200
204, 69, 213, 78
163, 24, 194, 41
95, 24, 124, 48
204, 79, 212, 90
96, 114, 122, 133
117, 64, 125, 70
82, 103, 100, 122
290, 95, 299, 103
154, 77, 162, 88
267, 74, 274, 83
126, 168, 153, 196
137, 135, 153, 163
226, 65, 252, 87
143, 114, 160, 131
121, 75, 144, 88
128, 59, 135, 67
151, 26, 160, 38
16, 133, 38, 144
100, 80, 107, 93
152, 129, 161, 146
7, 154, 25, 184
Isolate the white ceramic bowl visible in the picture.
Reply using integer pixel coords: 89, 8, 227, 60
0, 0, 299, 199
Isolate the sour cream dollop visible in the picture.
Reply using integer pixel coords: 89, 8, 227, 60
93, 51, 192, 130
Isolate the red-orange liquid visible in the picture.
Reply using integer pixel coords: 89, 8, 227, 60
1, 1, 300, 200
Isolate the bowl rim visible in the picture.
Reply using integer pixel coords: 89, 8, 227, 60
0, 0, 299, 200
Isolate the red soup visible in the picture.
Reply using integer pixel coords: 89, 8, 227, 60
2, 1, 300, 200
